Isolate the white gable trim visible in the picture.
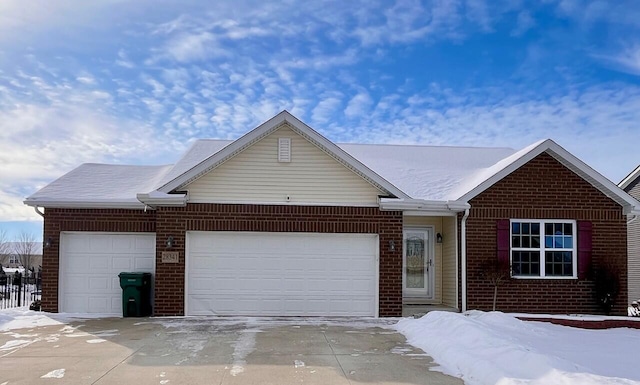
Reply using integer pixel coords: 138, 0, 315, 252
620, 165, 640, 191
158, 111, 409, 199
459, 139, 640, 214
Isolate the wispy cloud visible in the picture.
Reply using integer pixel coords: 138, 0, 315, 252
511, 10, 536, 36
595, 45, 640, 76
1, 0, 639, 227
0, 67, 177, 221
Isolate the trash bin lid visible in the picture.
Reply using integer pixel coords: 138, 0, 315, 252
118, 272, 151, 278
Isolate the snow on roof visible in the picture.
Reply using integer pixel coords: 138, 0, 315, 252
338, 143, 516, 201
450, 140, 545, 201
159, 139, 516, 201
25, 163, 173, 207
26, 140, 522, 205
158, 139, 231, 188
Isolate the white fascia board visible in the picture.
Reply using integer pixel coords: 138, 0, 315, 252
158, 110, 409, 199
379, 198, 470, 213
23, 199, 146, 210
459, 139, 640, 213
619, 165, 640, 190
136, 192, 188, 207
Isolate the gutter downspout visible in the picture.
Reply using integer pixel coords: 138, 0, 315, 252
34, 207, 45, 218
461, 208, 470, 312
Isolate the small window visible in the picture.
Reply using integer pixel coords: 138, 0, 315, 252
9, 255, 19, 264
511, 220, 576, 278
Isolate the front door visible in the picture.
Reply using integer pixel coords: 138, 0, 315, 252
403, 228, 433, 299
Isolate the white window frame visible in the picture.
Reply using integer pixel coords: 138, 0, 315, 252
9, 254, 19, 264
510, 219, 577, 279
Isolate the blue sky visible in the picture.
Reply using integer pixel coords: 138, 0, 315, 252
1, 0, 639, 240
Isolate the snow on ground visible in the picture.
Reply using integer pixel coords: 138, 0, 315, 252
0, 307, 113, 331
395, 311, 640, 385
3, 308, 640, 385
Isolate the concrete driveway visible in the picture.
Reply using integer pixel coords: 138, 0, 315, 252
0, 317, 462, 385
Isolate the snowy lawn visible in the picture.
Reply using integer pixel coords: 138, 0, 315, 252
396, 311, 640, 385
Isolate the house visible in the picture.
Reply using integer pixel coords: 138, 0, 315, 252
619, 166, 640, 304
0, 242, 43, 270
24, 111, 640, 317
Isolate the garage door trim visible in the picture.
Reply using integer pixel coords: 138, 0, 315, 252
184, 231, 379, 317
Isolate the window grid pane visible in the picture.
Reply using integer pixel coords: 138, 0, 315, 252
512, 251, 540, 276
511, 220, 575, 278
545, 251, 573, 277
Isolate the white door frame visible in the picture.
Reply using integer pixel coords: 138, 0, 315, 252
58, 232, 156, 313
184, 231, 379, 317
402, 227, 434, 299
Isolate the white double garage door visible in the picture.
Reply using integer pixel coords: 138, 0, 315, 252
60, 232, 379, 316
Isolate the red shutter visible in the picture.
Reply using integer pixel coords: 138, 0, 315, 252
577, 221, 592, 280
497, 219, 510, 267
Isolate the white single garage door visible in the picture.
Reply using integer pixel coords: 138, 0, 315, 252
186, 232, 378, 316
59, 233, 155, 314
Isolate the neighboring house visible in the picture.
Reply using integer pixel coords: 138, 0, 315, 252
0, 242, 43, 270
24, 111, 640, 317
619, 166, 640, 304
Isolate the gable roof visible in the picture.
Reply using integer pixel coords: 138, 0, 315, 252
23, 111, 640, 215
455, 139, 640, 214
152, 139, 516, 202
619, 165, 640, 191
157, 111, 409, 199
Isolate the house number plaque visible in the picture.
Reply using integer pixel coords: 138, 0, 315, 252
161, 251, 179, 263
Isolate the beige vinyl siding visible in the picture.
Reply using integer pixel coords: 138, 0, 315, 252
441, 216, 458, 308
186, 124, 382, 205
404, 216, 443, 304
627, 180, 640, 303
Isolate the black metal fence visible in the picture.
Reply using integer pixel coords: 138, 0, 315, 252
0, 271, 41, 310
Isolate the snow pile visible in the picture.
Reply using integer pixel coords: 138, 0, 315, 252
0, 308, 111, 331
395, 311, 640, 385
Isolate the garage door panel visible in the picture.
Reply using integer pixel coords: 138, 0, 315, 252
87, 297, 110, 313
60, 233, 155, 314
88, 277, 109, 291
66, 255, 90, 272
134, 257, 154, 270
112, 236, 133, 250
112, 256, 133, 270
186, 232, 377, 316
89, 236, 110, 252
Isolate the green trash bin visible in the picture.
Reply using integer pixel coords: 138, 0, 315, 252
118, 272, 152, 317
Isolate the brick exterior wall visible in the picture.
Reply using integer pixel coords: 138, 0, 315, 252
42, 205, 403, 317
465, 152, 628, 315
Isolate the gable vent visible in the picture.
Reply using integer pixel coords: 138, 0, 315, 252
278, 137, 291, 162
